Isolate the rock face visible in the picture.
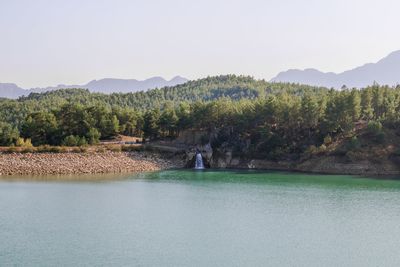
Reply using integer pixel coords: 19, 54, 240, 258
185, 143, 213, 168
177, 129, 400, 176
210, 150, 233, 168
183, 143, 400, 175
174, 129, 209, 146
295, 156, 400, 176
207, 153, 400, 176
0, 151, 183, 176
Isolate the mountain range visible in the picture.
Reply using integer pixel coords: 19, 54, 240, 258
0, 76, 188, 99
2, 50, 400, 99
271, 50, 400, 88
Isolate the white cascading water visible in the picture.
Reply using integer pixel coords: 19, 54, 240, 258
195, 153, 205, 169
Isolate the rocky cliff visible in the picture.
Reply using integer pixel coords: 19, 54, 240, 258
178, 128, 400, 176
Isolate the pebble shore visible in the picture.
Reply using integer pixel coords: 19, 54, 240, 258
0, 151, 182, 176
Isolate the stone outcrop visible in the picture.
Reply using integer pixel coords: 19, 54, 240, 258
185, 143, 212, 168
208, 153, 400, 176
294, 156, 400, 175
184, 143, 400, 176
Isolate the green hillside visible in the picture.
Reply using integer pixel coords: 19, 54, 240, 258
1, 75, 399, 164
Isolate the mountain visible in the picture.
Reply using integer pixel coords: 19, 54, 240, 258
271, 50, 400, 88
0, 83, 27, 99
82, 76, 188, 94
0, 76, 188, 98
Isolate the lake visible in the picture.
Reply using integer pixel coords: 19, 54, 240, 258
1, 170, 400, 266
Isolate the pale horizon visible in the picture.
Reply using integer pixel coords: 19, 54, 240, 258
1, 0, 400, 88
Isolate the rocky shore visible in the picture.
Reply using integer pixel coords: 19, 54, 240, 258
0, 151, 183, 176
185, 144, 400, 176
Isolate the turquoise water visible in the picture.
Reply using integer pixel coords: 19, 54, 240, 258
1, 170, 400, 266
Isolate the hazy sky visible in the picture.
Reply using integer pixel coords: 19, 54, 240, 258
1, 0, 400, 88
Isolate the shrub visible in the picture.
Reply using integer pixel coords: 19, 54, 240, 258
35, 145, 66, 153
318, 144, 327, 153
15, 137, 25, 147
58, 146, 68, 153
36, 145, 52, 153
24, 138, 33, 147
367, 121, 383, 136
323, 135, 332, 145
48, 146, 64, 153
77, 136, 88, 146
87, 128, 101, 145
366, 121, 385, 144
15, 138, 33, 147
347, 136, 361, 151
62, 135, 78, 146
0, 123, 19, 146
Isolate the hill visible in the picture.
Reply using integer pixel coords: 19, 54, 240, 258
1, 75, 400, 175
15, 75, 327, 110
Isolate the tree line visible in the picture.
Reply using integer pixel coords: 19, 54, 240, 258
0, 76, 399, 159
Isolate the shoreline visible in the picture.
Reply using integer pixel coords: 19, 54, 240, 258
1, 150, 399, 178
0, 151, 183, 176
206, 157, 400, 177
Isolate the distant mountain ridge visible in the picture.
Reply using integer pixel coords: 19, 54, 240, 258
0, 83, 26, 99
4, 50, 400, 99
0, 76, 188, 99
271, 50, 400, 88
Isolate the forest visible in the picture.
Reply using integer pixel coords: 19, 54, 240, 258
0, 75, 399, 159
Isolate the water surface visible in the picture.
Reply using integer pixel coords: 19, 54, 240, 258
1, 170, 400, 266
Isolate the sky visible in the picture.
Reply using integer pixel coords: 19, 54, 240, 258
1, 0, 400, 88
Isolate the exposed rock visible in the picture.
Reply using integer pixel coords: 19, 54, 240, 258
174, 129, 208, 146
0, 151, 183, 176
184, 143, 400, 175
207, 153, 400, 176
294, 156, 400, 175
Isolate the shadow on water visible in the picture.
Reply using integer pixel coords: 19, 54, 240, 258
134, 169, 400, 192
3, 168, 400, 192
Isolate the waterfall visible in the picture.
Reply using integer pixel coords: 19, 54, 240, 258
195, 152, 205, 169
